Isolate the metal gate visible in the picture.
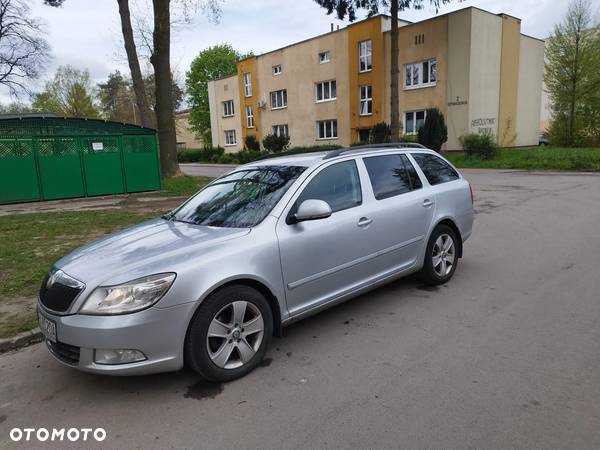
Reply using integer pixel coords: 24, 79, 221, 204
0, 133, 161, 204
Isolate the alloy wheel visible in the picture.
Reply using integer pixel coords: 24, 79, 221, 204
206, 301, 264, 369
432, 233, 455, 277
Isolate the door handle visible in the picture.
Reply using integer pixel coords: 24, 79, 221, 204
422, 199, 434, 208
357, 217, 373, 227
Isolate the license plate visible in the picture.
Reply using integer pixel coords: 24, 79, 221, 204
38, 309, 57, 342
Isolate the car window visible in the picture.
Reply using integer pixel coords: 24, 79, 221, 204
411, 153, 459, 185
171, 166, 306, 228
363, 154, 422, 200
295, 160, 362, 213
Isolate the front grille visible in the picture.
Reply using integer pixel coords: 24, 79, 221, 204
47, 340, 80, 366
39, 273, 83, 313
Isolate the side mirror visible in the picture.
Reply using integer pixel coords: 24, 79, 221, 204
293, 199, 332, 223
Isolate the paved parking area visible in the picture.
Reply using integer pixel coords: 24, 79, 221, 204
1, 169, 599, 449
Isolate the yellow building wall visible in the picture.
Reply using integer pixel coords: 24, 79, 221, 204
347, 16, 385, 142
497, 14, 521, 147
237, 57, 260, 144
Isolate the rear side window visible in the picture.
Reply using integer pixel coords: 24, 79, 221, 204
411, 153, 459, 185
363, 154, 422, 200
296, 160, 362, 212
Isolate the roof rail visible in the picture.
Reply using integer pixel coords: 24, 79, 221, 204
323, 142, 426, 159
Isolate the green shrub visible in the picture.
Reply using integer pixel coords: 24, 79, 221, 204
460, 132, 498, 159
176, 147, 225, 163
244, 135, 261, 151
371, 122, 391, 143
418, 108, 448, 152
262, 133, 290, 153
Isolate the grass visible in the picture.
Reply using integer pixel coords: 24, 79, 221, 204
0, 210, 159, 339
445, 146, 600, 171
160, 175, 212, 197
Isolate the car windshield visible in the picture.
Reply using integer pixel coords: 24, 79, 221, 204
169, 166, 306, 228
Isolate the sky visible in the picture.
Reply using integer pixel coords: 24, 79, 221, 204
0, 0, 582, 105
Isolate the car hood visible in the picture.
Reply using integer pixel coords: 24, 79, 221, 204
55, 218, 250, 286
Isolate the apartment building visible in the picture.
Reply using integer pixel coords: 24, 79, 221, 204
207, 6, 544, 151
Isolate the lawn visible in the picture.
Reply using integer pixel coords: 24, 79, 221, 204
444, 146, 600, 171
159, 175, 212, 196
0, 210, 160, 338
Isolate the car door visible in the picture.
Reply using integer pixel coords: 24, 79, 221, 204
356, 153, 435, 275
275, 159, 376, 316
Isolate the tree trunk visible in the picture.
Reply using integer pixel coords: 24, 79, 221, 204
116, 0, 152, 128
390, 1, 400, 142
151, 0, 178, 177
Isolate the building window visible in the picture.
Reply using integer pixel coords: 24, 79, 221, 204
243, 73, 252, 97
224, 130, 237, 146
222, 100, 234, 117
315, 80, 336, 102
404, 58, 437, 88
272, 124, 289, 137
246, 105, 254, 128
319, 51, 330, 64
317, 119, 338, 139
359, 40, 372, 72
272, 65, 282, 76
404, 110, 426, 135
270, 89, 287, 109
359, 85, 372, 116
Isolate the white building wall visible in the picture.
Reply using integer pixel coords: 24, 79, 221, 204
516, 35, 545, 146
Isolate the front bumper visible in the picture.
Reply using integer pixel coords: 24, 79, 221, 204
38, 302, 196, 375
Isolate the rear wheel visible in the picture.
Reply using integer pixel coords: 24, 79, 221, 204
419, 224, 459, 285
185, 285, 273, 382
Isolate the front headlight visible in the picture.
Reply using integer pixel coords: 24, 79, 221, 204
79, 273, 176, 315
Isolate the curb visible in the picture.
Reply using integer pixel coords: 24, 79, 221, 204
0, 328, 44, 354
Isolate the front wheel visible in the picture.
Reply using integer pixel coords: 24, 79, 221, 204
419, 224, 459, 285
185, 285, 273, 382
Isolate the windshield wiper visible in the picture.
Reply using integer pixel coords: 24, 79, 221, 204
161, 211, 175, 221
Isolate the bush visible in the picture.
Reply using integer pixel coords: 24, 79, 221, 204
262, 133, 290, 153
460, 132, 498, 159
371, 122, 391, 143
418, 108, 448, 152
177, 146, 225, 163
244, 135, 261, 151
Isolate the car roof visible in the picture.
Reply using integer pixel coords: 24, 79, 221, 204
244, 144, 437, 169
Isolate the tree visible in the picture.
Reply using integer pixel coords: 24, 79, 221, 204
0, 0, 50, 96
0, 101, 32, 114
314, 0, 451, 142
186, 44, 249, 141
417, 107, 447, 152
262, 133, 290, 153
545, 0, 600, 146
31, 65, 99, 118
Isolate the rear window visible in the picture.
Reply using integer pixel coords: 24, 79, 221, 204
363, 154, 422, 200
411, 153, 459, 185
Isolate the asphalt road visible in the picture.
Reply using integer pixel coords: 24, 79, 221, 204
2, 169, 600, 450
180, 163, 235, 178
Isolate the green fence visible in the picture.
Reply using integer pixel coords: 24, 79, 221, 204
0, 133, 161, 204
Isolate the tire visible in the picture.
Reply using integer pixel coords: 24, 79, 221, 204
419, 224, 460, 285
185, 284, 273, 382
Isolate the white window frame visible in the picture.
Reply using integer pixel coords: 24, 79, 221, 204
272, 124, 289, 137
319, 51, 331, 64
224, 129, 237, 146
316, 119, 338, 140
272, 65, 282, 76
315, 80, 336, 103
222, 100, 234, 117
270, 89, 287, 110
245, 105, 254, 128
404, 58, 437, 89
359, 85, 372, 116
243, 73, 252, 97
404, 110, 427, 135
359, 40, 372, 72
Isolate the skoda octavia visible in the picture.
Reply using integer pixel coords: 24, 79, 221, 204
38, 144, 474, 381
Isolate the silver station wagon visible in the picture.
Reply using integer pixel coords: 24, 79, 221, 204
38, 144, 474, 381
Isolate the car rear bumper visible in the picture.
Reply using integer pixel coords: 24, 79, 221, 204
38, 302, 196, 376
